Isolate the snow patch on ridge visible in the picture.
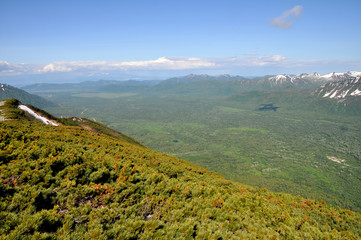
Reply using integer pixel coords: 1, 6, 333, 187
323, 90, 333, 98
18, 105, 58, 126
321, 72, 343, 79
329, 90, 339, 99
271, 75, 288, 81
350, 88, 361, 96
339, 89, 351, 99
348, 71, 361, 77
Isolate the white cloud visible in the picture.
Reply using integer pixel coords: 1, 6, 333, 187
0, 55, 321, 77
251, 55, 286, 66
213, 55, 287, 67
0, 61, 11, 70
270, 5, 303, 29
34, 57, 216, 74
0, 61, 33, 76
40, 63, 73, 73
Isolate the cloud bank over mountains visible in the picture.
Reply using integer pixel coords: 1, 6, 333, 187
0, 57, 215, 76
0, 56, 283, 78
0, 55, 300, 76
1, 55, 360, 85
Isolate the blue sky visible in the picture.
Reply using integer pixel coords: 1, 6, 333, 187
1, 0, 361, 84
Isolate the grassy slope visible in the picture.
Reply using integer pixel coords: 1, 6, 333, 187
1, 119, 361, 239
57, 117, 144, 148
0, 99, 143, 148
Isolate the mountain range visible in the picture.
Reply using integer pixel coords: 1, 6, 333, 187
20, 71, 361, 99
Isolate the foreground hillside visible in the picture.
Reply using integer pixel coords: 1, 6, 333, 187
0, 98, 143, 147
1, 101, 361, 239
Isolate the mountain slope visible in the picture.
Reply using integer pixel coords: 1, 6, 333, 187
58, 117, 144, 147
1, 101, 361, 239
313, 73, 361, 114
314, 75, 361, 100
0, 99, 143, 147
0, 83, 55, 108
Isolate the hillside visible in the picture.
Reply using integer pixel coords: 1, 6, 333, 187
0, 99, 143, 147
0, 83, 55, 108
1, 99, 361, 239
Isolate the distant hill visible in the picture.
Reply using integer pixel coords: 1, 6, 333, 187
152, 73, 332, 96
22, 79, 161, 93
22, 72, 360, 98
1, 99, 360, 239
0, 83, 55, 108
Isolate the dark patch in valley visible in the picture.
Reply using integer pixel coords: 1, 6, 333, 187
258, 103, 280, 111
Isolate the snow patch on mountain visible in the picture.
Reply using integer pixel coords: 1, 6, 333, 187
350, 88, 361, 96
339, 89, 351, 98
329, 90, 339, 99
320, 71, 361, 81
321, 72, 343, 79
349, 71, 361, 77
18, 105, 58, 126
270, 75, 289, 81
323, 90, 333, 98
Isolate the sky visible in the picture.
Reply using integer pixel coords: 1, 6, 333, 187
1, 0, 361, 85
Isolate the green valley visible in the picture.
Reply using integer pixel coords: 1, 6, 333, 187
22, 78, 361, 213
1, 99, 361, 239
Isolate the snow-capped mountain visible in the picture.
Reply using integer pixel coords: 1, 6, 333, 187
153, 71, 361, 95
314, 73, 361, 100
266, 72, 327, 88
320, 71, 361, 81
267, 71, 361, 89
268, 74, 293, 84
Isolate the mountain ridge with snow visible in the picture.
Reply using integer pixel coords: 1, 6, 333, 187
314, 75, 361, 100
